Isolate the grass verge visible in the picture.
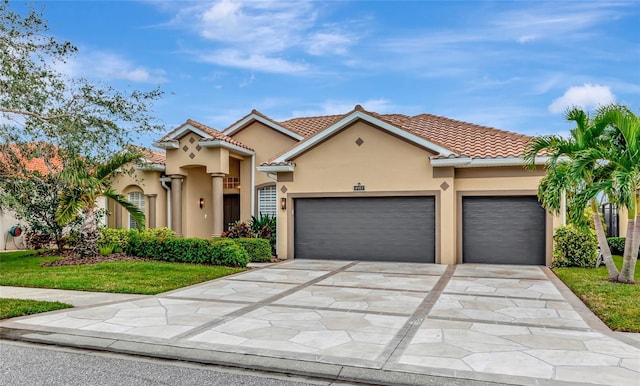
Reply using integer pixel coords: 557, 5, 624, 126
0, 298, 72, 319
553, 255, 640, 332
0, 250, 245, 295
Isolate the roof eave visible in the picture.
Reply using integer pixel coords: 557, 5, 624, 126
200, 140, 255, 156
256, 164, 295, 173
430, 156, 551, 168
135, 164, 166, 172
152, 141, 179, 150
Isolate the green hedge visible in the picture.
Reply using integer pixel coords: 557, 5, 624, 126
98, 227, 175, 253
233, 238, 272, 262
607, 237, 640, 256
126, 235, 249, 267
553, 226, 598, 268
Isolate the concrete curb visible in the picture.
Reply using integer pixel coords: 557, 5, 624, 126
0, 327, 524, 386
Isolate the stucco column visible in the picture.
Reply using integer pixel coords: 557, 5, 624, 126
146, 194, 157, 229
115, 201, 123, 228
170, 175, 184, 237
212, 173, 225, 238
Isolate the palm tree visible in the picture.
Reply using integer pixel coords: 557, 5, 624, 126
582, 106, 639, 283
56, 149, 146, 257
524, 107, 619, 280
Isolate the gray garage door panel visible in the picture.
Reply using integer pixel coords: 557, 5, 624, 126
294, 196, 435, 263
463, 196, 546, 265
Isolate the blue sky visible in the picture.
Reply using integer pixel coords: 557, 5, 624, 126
19, 1, 640, 145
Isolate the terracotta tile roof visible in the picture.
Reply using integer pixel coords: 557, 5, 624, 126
0, 144, 63, 176
128, 146, 166, 165
158, 119, 254, 151
270, 107, 532, 160
280, 114, 346, 137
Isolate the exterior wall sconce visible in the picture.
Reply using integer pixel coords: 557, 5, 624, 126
199, 198, 205, 209
280, 197, 287, 210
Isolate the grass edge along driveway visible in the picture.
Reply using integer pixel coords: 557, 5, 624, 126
0, 250, 245, 295
0, 298, 72, 320
553, 255, 639, 332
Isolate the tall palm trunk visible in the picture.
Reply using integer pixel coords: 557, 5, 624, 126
618, 193, 639, 283
75, 207, 99, 258
591, 201, 619, 280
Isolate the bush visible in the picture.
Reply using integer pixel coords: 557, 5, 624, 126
222, 221, 253, 238
233, 238, 272, 262
553, 226, 598, 268
98, 228, 130, 252
127, 235, 249, 267
607, 237, 626, 255
250, 214, 276, 256
99, 244, 115, 256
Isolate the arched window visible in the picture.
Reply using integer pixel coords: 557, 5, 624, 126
128, 191, 145, 229
257, 185, 277, 217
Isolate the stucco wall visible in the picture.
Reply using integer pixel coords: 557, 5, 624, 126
276, 120, 447, 260
109, 168, 167, 229
230, 121, 298, 188
166, 133, 229, 176
183, 166, 213, 238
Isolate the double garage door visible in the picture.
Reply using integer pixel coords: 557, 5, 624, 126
293, 195, 546, 265
294, 196, 435, 263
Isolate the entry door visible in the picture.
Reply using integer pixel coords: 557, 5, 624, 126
223, 194, 240, 231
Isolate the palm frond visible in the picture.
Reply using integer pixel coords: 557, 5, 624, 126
104, 189, 146, 230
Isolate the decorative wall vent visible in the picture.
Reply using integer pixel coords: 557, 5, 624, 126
353, 182, 366, 191
355, 137, 364, 146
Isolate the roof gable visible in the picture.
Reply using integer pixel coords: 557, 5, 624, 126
223, 110, 304, 141
263, 108, 455, 167
153, 119, 254, 154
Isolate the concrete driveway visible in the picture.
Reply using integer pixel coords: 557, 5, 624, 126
2, 260, 639, 385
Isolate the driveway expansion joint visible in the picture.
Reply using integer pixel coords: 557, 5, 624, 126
167, 261, 360, 341
379, 264, 456, 367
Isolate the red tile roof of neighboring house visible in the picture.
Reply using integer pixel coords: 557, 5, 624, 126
0, 144, 63, 176
158, 119, 254, 151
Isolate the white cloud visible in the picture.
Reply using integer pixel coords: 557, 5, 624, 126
55, 50, 167, 84
199, 49, 309, 74
548, 84, 615, 114
164, 0, 358, 73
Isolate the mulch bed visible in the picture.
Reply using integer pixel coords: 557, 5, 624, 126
40, 251, 150, 267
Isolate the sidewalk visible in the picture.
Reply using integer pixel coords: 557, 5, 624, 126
0, 286, 147, 307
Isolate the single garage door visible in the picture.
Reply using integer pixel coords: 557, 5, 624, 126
294, 196, 435, 262
462, 196, 546, 265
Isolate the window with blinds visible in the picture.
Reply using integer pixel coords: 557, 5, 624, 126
128, 191, 145, 229
258, 185, 277, 217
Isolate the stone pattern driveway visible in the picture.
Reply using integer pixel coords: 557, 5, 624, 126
2, 260, 639, 385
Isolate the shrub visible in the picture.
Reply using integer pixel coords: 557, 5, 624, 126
233, 238, 272, 262
607, 237, 626, 255
250, 214, 276, 256
99, 244, 115, 256
98, 228, 130, 252
222, 221, 253, 238
553, 225, 598, 268
127, 236, 249, 267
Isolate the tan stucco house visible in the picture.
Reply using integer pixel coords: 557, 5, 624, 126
106, 105, 628, 266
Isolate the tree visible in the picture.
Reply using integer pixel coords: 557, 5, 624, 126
56, 149, 146, 257
0, 1, 163, 162
525, 105, 639, 283
573, 106, 639, 283
524, 107, 619, 280
0, 1, 162, 254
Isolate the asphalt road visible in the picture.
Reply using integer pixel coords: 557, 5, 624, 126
0, 340, 354, 386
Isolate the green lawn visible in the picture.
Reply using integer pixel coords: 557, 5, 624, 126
0, 250, 245, 295
0, 298, 72, 319
553, 255, 640, 332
